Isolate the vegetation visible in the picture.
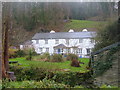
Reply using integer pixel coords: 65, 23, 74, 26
66, 53, 78, 61
9, 65, 92, 87
94, 21, 120, 51
51, 54, 63, 62
2, 2, 117, 46
15, 49, 26, 57
2, 79, 69, 88
9, 57, 89, 73
8, 48, 18, 58
64, 20, 106, 31
93, 46, 120, 77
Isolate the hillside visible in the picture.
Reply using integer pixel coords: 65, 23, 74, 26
2, 2, 116, 46
63, 20, 107, 32
9, 19, 107, 46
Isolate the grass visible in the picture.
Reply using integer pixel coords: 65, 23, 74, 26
64, 19, 106, 31
9, 57, 90, 73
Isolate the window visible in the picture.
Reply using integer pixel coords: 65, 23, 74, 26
55, 39, 59, 44
79, 39, 83, 43
39, 48, 42, 52
36, 40, 39, 44
66, 39, 69, 45
90, 39, 95, 43
54, 48, 57, 53
78, 48, 82, 54
86, 48, 90, 55
45, 39, 48, 44
46, 48, 49, 52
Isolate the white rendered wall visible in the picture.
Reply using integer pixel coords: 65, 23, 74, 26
32, 38, 95, 57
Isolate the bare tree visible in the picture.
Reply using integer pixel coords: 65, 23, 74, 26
2, 2, 10, 78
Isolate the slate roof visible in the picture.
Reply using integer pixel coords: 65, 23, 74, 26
24, 40, 33, 45
32, 32, 96, 39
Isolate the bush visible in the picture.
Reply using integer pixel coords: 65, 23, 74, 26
15, 49, 26, 57
66, 53, 78, 61
51, 54, 63, 62
9, 65, 92, 87
41, 53, 51, 61
8, 48, 18, 58
25, 48, 38, 60
2, 79, 69, 88
71, 60, 80, 67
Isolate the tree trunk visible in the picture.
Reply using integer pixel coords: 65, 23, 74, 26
2, 2, 10, 78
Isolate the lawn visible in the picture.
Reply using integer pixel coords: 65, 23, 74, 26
9, 57, 90, 73
64, 19, 106, 31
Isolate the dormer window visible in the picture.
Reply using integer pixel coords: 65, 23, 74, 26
55, 39, 59, 44
45, 39, 48, 44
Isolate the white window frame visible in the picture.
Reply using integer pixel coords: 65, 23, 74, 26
46, 48, 49, 52
66, 39, 69, 45
78, 48, 82, 54
55, 39, 59, 44
86, 48, 91, 55
79, 39, 83, 43
36, 40, 39, 44
45, 39, 48, 44
39, 48, 43, 52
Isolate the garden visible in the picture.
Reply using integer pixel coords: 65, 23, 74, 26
1, 49, 118, 89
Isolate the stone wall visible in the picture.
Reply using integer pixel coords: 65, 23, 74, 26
94, 50, 120, 87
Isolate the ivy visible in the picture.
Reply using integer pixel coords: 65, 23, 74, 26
93, 46, 120, 77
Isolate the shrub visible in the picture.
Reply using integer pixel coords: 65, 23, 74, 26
66, 53, 78, 61
8, 48, 18, 58
25, 48, 38, 60
15, 49, 26, 57
2, 79, 69, 88
41, 53, 51, 61
71, 60, 80, 67
26, 49, 33, 60
9, 65, 92, 87
51, 54, 63, 62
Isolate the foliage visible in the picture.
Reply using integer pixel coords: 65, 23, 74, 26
14, 49, 26, 57
71, 60, 80, 67
9, 65, 92, 87
8, 48, 18, 58
32, 53, 50, 62
0, 80, 2, 90
100, 84, 118, 88
10, 57, 90, 72
51, 54, 63, 62
2, 79, 69, 88
66, 53, 78, 61
41, 53, 51, 61
64, 20, 106, 31
93, 21, 120, 51
51, 71, 92, 87
25, 48, 37, 60
93, 46, 120, 77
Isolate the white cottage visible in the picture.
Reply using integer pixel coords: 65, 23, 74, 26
31, 29, 96, 58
